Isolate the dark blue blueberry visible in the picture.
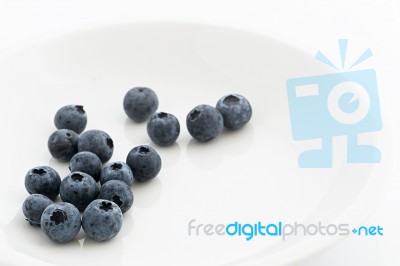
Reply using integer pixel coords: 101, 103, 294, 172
123, 87, 159, 122
126, 145, 161, 182
82, 199, 123, 242
48, 129, 79, 162
100, 161, 134, 186
98, 180, 133, 213
186, 104, 223, 142
78, 129, 114, 163
54, 104, 87, 134
69, 151, 102, 182
216, 94, 252, 129
22, 194, 53, 226
60, 172, 99, 211
41, 202, 81, 243
147, 112, 180, 146
24, 166, 61, 200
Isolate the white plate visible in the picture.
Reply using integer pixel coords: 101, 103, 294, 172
0, 22, 395, 266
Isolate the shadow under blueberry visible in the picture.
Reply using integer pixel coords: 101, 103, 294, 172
3, 210, 82, 266
4, 207, 135, 266
123, 117, 149, 144
149, 142, 181, 168
185, 122, 254, 170
78, 231, 124, 265
47, 158, 70, 177
131, 177, 162, 209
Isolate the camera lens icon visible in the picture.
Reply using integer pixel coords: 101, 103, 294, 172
327, 81, 370, 125
286, 69, 382, 168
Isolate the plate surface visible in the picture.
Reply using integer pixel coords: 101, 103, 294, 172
0, 22, 395, 265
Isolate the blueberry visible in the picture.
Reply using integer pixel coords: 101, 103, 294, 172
216, 94, 252, 129
24, 166, 61, 200
82, 199, 123, 242
98, 180, 133, 213
123, 87, 159, 122
54, 105, 87, 134
22, 194, 53, 226
48, 129, 79, 162
69, 151, 102, 182
78, 129, 114, 163
100, 161, 134, 186
147, 112, 180, 146
41, 202, 81, 243
186, 104, 223, 142
60, 172, 99, 211
126, 145, 161, 182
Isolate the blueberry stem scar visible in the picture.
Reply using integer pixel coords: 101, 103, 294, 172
111, 163, 123, 170
106, 138, 114, 149
50, 210, 68, 225
190, 110, 201, 120
100, 201, 113, 211
112, 195, 123, 207
75, 105, 85, 113
139, 146, 150, 154
158, 112, 168, 119
32, 168, 46, 175
223, 95, 240, 105
71, 173, 83, 182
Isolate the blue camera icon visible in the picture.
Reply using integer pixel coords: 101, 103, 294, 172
286, 69, 382, 168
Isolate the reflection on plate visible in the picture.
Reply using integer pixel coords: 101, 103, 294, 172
0, 22, 395, 265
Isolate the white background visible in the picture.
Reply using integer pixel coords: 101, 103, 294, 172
1, 1, 399, 265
